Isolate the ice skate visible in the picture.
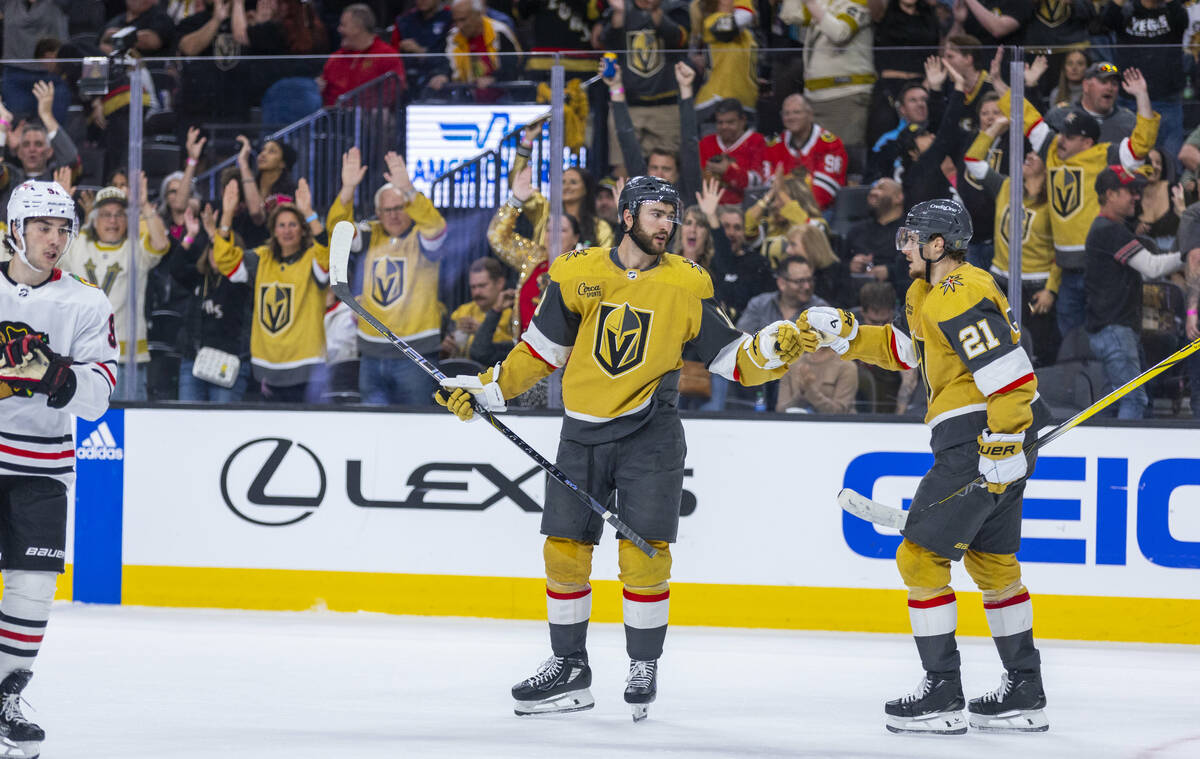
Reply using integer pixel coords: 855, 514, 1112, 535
0, 670, 41, 758
511, 653, 594, 716
884, 673, 966, 735
624, 659, 657, 722
968, 669, 1049, 732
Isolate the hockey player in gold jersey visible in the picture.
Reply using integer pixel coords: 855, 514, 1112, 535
436, 176, 814, 721
801, 199, 1051, 735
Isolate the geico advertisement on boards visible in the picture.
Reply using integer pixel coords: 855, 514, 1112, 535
120, 410, 1200, 598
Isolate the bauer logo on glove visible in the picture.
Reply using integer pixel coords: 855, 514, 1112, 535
798, 307, 858, 355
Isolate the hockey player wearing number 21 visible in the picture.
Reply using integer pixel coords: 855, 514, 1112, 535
0, 180, 119, 758
800, 199, 1052, 735
436, 176, 815, 722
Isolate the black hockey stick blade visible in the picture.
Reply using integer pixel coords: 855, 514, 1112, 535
326, 222, 658, 557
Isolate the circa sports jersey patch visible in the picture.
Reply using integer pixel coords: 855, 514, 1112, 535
939, 274, 965, 294
369, 256, 406, 307
259, 282, 294, 334
593, 302, 652, 377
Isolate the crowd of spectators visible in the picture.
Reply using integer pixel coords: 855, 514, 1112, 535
0, 0, 1198, 419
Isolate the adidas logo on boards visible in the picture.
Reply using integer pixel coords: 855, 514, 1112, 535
76, 421, 123, 460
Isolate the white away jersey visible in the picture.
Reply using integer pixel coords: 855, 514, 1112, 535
1, 264, 118, 486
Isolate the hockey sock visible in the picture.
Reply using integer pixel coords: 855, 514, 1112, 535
546, 583, 591, 657
0, 571, 55, 676
982, 582, 1041, 672
622, 585, 669, 660
543, 537, 594, 657
618, 539, 671, 661
907, 587, 961, 676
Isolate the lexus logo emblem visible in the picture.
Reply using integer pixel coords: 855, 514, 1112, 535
220, 438, 326, 526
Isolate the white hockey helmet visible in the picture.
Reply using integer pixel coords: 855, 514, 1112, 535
7, 179, 79, 271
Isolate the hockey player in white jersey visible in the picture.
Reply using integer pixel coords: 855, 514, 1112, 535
0, 180, 118, 758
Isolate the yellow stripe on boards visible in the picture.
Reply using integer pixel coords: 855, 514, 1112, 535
58, 564, 73, 601
118, 566, 1200, 645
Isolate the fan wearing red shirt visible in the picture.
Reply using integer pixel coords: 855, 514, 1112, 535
765, 94, 848, 210
319, 4, 406, 106
699, 98, 767, 205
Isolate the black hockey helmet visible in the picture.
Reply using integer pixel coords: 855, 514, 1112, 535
618, 175, 681, 228
895, 198, 973, 256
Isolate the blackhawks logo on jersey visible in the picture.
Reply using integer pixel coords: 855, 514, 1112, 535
370, 257, 406, 307
1050, 166, 1084, 219
259, 282, 294, 334
0, 321, 50, 398
593, 301, 652, 377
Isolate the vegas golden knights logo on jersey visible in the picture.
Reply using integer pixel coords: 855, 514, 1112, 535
370, 257, 406, 307
1035, 0, 1070, 27
259, 282, 294, 334
627, 30, 664, 77
83, 260, 123, 295
1050, 166, 1083, 219
999, 205, 1035, 245
593, 302, 652, 377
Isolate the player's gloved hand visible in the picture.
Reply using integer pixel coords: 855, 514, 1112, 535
0, 335, 74, 402
749, 320, 806, 369
799, 307, 858, 355
435, 363, 507, 421
434, 387, 477, 422
977, 429, 1026, 494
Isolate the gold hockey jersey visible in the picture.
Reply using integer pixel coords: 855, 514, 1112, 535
329, 195, 447, 357
963, 131, 1060, 293
1002, 92, 1159, 269
213, 233, 330, 385
844, 263, 1038, 451
491, 247, 788, 443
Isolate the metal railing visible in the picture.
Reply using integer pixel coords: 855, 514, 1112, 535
196, 72, 406, 213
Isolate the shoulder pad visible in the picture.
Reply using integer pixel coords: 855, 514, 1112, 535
664, 253, 715, 298
548, 245, 607, 280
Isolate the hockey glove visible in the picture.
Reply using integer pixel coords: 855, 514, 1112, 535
748, 320, 806, 369
977, 429, 1026, 494
436, 363, 507, 421
0, 335, 74, 403
798, 307, 858, 355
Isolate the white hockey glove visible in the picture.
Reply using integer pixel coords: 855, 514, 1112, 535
977, 429, 1026, 494
436, 364, 506, 421
748, 320, 808, 369
798, 307, 858, 355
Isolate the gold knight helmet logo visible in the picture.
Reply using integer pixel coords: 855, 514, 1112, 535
259, 282, 294, 334
593, 302, 652, 377
626, 30, 665, 78
370, 257, 406, 307
1050, 166, 1083, 219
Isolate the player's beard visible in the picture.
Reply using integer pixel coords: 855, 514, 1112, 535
629, 218, 670, 257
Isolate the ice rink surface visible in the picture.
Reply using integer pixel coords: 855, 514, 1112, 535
28, 603, 1200, 759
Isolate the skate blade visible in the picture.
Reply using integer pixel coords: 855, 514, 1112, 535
513, 688, 595, 716
630, 704, 649, 723
969, 708, 1049, 733
885, 710, 967, 735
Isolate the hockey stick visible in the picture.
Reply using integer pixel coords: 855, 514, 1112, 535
327, 221, 658, 557
839, 335, 1200, 530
